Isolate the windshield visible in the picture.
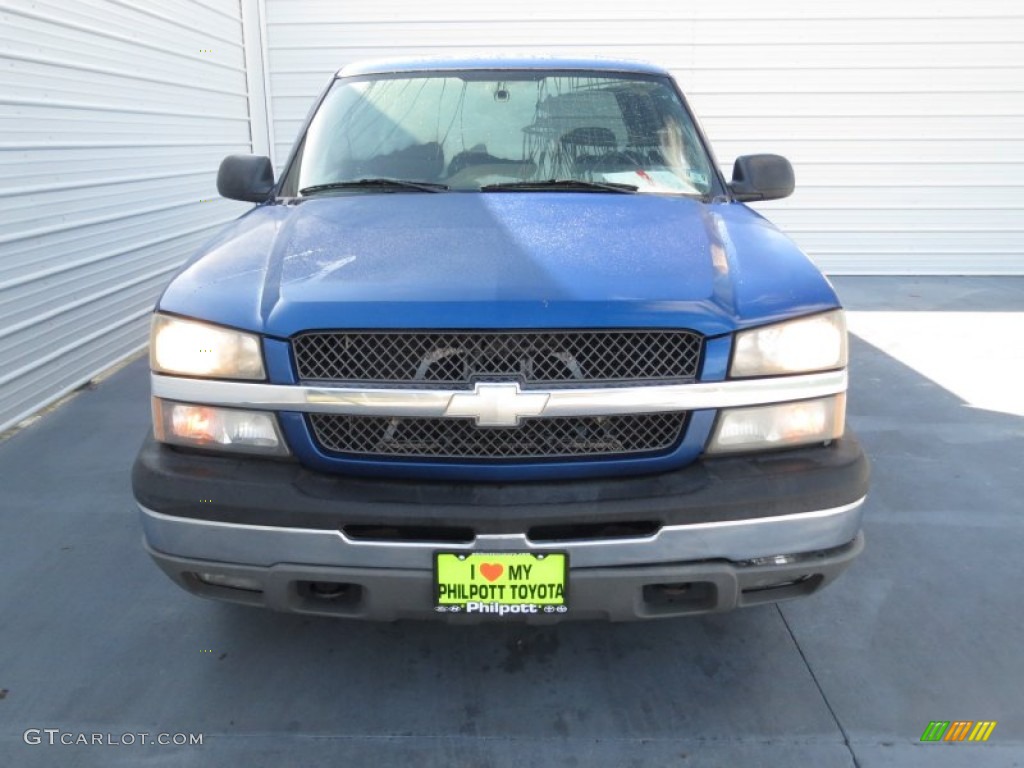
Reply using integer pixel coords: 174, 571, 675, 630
281, 70, 718, 198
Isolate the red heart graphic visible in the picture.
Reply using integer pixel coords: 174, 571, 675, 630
479, 563, 504, 582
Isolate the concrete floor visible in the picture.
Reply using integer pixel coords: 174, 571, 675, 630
0, 276, 1021, 767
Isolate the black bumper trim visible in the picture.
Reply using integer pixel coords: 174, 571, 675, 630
131, 433, 869, 534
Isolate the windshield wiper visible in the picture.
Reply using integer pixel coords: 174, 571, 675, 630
479, 179, 638, 194
299, 178, 449, 195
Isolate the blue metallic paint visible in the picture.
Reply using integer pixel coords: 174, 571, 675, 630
700, 336, 732, 383
262, 338, 297, 384
158, 194, 838, 339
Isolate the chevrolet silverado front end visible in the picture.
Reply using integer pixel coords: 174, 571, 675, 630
131, 57, 869, 621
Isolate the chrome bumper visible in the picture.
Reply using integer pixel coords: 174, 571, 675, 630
139, 497, 865, 570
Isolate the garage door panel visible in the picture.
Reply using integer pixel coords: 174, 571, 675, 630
0, 145, 248, 187
691, 0, 1021, 20
0, 239, 206, 322
695, 92, 1024, 118
792, 230, 1022, 254
759, 186, 1023, 210
0, 274, 175, 376
0, 205, 244, 285
767, 208, 1024, 232
1, 6, 247, 87
269, 21, 695, 49
713, 139, 1024, 165
270, 71, 334, 95
0, 104, 251, 143
0, 317, 151, 435
780, 162, 1016, 188
701, 115, 1024, 142
0, 174, 226, 232
4, 59, 249, 115
271, 18, 1017, 49
804, 252, 1021, 276
0, 0, 256, 433
264, 1, 684, 25
4, 0, 244, 52
682, 67, 1024, 95
265, 0, 1021, 24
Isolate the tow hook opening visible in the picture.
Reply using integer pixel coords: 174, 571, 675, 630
642, 581, 717, 612
298, 580, 363, 603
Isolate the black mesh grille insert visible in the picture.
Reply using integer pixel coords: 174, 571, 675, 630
308, 412, 688, 460
293, 330, 702, 387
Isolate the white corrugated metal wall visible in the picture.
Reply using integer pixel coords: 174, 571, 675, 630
0, 0, 267, 433
261, 0, 1024, 275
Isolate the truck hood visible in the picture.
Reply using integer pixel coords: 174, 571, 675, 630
159, 193, 839, 337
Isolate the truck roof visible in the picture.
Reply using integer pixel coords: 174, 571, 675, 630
336, 55, 670, 78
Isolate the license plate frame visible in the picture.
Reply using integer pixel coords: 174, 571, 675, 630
434, 551, 569, 617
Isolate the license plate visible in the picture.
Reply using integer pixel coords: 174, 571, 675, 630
434, 552, 569, 617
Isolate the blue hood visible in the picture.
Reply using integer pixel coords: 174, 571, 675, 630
159, 193, 839, 338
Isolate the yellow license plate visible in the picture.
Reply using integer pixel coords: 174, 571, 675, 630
434, 552, 568, 616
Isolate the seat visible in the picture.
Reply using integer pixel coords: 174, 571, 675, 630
447, 149, 522, 177
558, 127, 618, 176
355, 142, 444, 181
559, 126, 617, 150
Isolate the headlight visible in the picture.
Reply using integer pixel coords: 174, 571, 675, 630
706, 394, 845, 454
731, 310, 847, 377
150, 314, 264, 379
153, 399, 289, 456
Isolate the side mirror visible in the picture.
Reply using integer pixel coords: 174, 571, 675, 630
217, 155, 275, 202
729, 154, 794, 202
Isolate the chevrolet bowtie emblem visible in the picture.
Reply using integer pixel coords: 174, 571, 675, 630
444, 383, 549, 427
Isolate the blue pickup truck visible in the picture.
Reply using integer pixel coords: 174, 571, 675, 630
131, 57, 869, 621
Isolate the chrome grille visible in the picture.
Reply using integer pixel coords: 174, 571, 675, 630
309, 412, 688, 460
292, 330, 702, 387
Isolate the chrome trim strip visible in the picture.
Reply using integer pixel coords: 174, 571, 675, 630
139, 497, 865, 570
151, 369, 848, 418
